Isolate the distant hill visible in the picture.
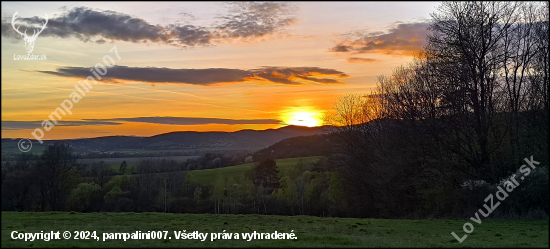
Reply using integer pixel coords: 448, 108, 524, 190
1, 125, 329, 155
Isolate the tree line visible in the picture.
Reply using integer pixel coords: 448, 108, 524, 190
2, 143, 350, 217
325, 1, 548, 218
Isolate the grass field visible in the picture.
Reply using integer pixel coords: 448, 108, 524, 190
81, 156, 198, 167
0, 139, 202, 156
187, 157, 322, 184
1, 140, 47, 156
95, 157, 319, 184
1, 212, 547, 248
80, 156, 199, 174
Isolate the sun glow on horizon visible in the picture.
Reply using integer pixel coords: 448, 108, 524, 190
284, 108, 323, 127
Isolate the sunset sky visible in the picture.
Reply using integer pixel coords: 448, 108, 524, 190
1, 1, 439, 140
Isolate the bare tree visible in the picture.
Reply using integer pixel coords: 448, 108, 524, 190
36, 142, 79, 211
427, 1, 522, 181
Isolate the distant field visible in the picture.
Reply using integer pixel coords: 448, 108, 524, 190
1, 139, 199, 162
84, 156, 199, 175
101, 149, 198, 153
1, 140, 47, 156
187, 157, 322, 184
80, 156, 199, 169
1, 212, 547, 248
93, 157, 320, 186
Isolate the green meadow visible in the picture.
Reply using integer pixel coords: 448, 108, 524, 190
186, 157, 322, 184
101, 156, 320, 183
1, 140, 47, 156
80, 156, 198, 174
1, 212, 547, 248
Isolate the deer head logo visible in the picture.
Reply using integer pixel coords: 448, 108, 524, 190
12, 11, 48, 54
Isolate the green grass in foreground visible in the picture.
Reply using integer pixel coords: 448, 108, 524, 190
187, 156, 322, 185
1, 212, 548, 248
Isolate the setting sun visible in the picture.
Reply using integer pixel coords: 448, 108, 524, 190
285, 109, 323, 127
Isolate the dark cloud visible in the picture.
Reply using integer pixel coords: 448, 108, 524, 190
1, 120, 120, 130
38, 65, 348, 86
216, 2, 296, 40
331, 45, 350, 52
2, 3, 297, 47
3, 7, 171, 43
330, 21, 430, 56
2, 117, 283, 130
166, 24, 213, 47
39, 66, 250, 85
346, 57, 379, 64
91, 117, 283, 125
